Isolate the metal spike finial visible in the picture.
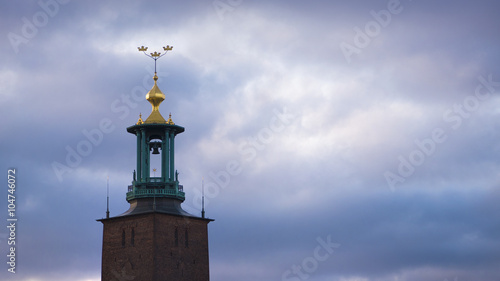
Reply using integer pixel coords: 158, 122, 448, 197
201, 178, 205, 219
106, 176, 110, 219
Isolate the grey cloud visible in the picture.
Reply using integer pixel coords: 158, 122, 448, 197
1, 0, 500, 280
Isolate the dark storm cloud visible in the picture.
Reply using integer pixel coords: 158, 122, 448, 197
206, 187, 500, 280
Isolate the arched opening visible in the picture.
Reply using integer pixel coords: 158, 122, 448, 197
149, 140, 162, 180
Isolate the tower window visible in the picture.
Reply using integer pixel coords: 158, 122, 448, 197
122, 230, 126, 247
174, 228, 178, 246
185, 229, 189, 248
131, 228, 135, 246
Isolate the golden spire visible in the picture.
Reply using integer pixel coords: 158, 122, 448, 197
136, 113, 144, 125
167, 113, 175, 125
138, 45, 174, 124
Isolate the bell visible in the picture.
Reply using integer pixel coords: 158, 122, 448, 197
152, 146, 160, 155
150, 142, 161, 154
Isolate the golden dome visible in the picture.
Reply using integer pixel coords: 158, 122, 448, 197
144, 73, 167, 124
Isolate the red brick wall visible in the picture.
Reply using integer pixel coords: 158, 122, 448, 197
101, 213, 210, 281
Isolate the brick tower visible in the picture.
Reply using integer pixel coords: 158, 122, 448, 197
98, 45, 213, 281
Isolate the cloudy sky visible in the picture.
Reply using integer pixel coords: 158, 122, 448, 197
1, 0, 500, 280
